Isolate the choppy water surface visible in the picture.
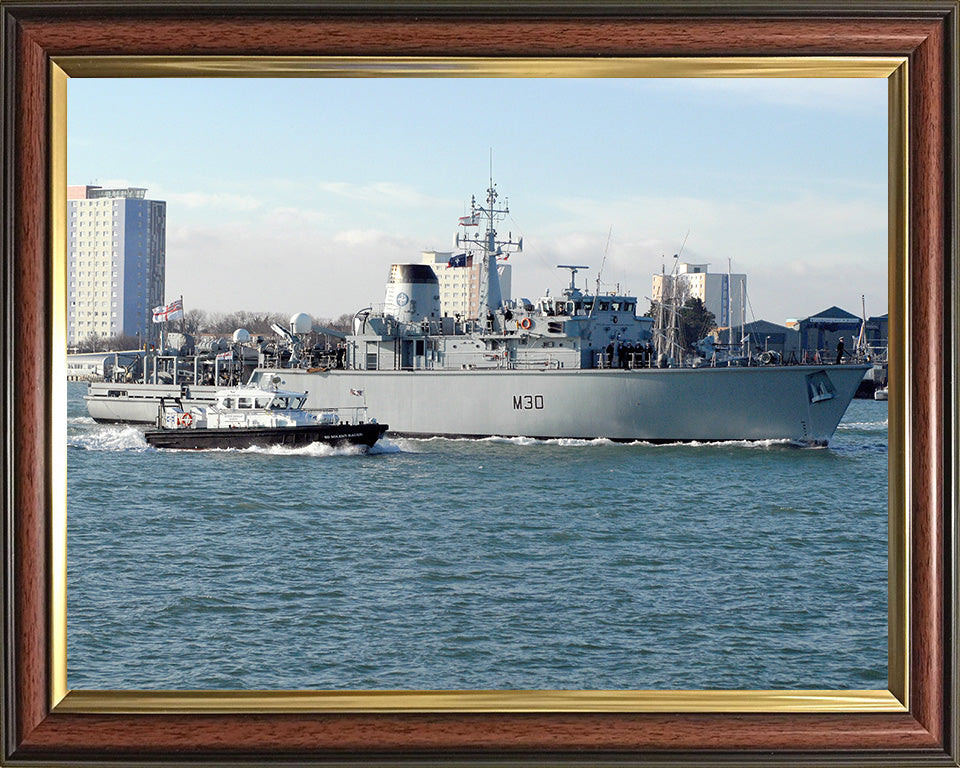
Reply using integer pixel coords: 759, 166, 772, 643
66, 382, 888, 690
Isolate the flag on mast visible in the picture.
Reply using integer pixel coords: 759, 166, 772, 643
152, 297, 183, 323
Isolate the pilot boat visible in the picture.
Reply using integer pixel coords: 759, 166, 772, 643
143, 384, 387, 451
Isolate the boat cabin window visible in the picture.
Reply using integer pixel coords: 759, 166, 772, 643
221, 397, 235, 409
599, 301, 610, 311
255, 397, 271, 409
238, 397, 253, 409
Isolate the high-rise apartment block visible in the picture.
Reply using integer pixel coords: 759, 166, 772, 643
67, 185, 166, 346
651, 262, 746, 331
421, 250, 512, 319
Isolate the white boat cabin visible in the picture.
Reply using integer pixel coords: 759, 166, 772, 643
158, 386, 340, 430
215, 388, 308, 412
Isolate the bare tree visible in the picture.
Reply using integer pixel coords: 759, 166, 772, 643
76, 332, 141, 352
179, 309, 206, 336
77, 333, 107, 353
315, 313, 354, 333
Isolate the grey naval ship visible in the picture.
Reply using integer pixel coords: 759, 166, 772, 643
86, 181, 869, 445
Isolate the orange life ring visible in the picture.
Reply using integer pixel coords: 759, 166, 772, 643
520, 317, 532, 330
180, 412, 193, 427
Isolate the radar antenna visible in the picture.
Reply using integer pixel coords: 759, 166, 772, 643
557, 265, 590, 293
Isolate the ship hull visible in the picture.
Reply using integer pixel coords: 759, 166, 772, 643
85, 383, 222, 424
254, 365, 869, 444
88, 365, 869, 445
143, 422, 387, 451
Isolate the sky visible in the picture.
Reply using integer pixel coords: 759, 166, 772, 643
67, 77, 888, 325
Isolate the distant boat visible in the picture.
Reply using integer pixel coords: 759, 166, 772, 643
143, 385, 386, 451
873, 386, 889, 401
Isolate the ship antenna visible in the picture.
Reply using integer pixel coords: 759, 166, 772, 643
676, 229, 690, 261
588, 225, 612, 319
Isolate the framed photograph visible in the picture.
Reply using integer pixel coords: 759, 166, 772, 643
2, 2, 956, 765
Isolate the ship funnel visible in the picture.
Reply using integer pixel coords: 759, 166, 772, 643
383, 264, 440, 322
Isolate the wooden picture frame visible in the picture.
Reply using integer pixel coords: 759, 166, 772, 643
2, 2, 956, 765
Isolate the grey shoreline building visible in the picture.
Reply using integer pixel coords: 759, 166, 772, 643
67, 185, 166, 347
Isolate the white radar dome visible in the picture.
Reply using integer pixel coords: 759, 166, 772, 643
232, 328, 251, 343
290, 312, 313, 335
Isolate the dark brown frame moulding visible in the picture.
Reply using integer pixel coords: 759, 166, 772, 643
1, 2, 957, 766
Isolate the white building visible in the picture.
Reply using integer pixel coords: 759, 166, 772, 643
651, 262, 746, 330
421, 250, 512, 319
67, 185, 166, 346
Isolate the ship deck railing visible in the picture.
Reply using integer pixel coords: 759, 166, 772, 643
310, 405, 371, 425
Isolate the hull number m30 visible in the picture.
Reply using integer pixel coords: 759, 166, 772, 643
513, 394, 544, 410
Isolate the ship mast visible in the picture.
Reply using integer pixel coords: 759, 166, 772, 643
456, 167, 522, 329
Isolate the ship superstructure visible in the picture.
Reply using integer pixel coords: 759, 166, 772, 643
348, 179, 653, 373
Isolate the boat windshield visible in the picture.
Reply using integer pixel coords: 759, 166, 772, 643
270, 395, 304, 410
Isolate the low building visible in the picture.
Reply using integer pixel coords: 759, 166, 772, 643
864, 314, 888, 355
710, 319, 798, 356
740, 319, 798, 355
797, 306, 863, 354
66, 349, 144, 381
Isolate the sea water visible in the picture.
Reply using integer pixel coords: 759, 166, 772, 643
65, 381, 888, 691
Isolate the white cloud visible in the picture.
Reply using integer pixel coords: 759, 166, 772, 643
165, 221, 424, 318
510, 190, 886, 323
332, 229, 411, 250
266, 206, 329, 227
163, 191, 264, 211
160, 186, 886, 328
315, 181, 453, 208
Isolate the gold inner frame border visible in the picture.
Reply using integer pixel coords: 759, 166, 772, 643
49, 55, 909, 715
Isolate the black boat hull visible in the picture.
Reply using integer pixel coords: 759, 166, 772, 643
143, 423, 387, 451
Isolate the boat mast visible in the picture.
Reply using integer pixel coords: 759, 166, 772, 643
652, 258, 681, 364
727, 258, 733, 349
740, 275, 746, 357
668, 258, 681, 363
857, 294, 868, 358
